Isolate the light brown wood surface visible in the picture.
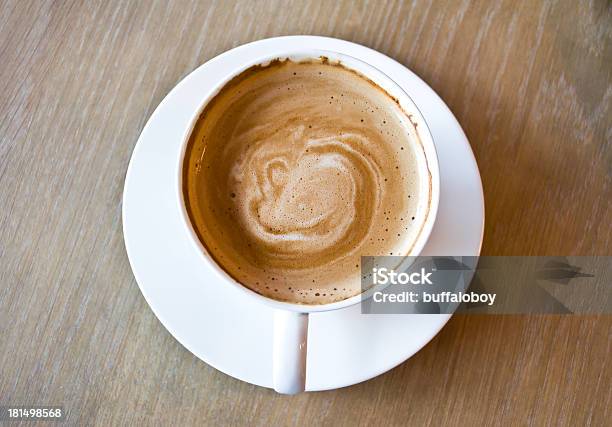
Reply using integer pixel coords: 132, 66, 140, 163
0, 0, 610, 425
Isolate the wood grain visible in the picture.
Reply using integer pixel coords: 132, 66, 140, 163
0, 0, 610, 425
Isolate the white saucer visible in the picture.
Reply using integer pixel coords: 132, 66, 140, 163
122, 36, 484, 391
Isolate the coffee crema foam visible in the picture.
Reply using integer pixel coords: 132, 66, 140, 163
183, 59, 432, 304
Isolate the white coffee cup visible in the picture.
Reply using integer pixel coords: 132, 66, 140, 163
175, 49, 440, 394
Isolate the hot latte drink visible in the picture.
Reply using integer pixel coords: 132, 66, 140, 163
183, 58, 432, 304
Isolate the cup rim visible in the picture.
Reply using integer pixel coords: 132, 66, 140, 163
176, 48, 440, 313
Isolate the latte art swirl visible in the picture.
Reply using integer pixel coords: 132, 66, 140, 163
232, 131, 381, 267
184, 59, 431, 304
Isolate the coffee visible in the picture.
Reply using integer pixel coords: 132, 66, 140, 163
183, 58, 432, 304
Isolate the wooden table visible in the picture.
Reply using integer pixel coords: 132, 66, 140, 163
1, 0, 610, 425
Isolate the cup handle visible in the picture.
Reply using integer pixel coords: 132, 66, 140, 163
273, 309, 308, 394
